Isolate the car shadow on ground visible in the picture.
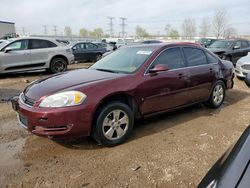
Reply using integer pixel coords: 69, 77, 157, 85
0, 70, 51, 80
0, 88, 22, 101
54, 89, 250, 149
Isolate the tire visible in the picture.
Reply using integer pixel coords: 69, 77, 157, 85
207, 81, 226, 108
95, 54, 102, 62
92, 102, 134, 147
50, 58, 67, 74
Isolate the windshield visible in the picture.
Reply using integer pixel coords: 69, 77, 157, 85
209, 41, 234, 49
0, 40, 11, 50
90, 46, 158, 73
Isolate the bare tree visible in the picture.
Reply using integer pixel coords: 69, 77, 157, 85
212, 9, 227, 39
182, 18, 196, 39
224, 27, 238, 39
164, 24, 171, 37
135, 26, 150, 38
199, 17, 211, 37
64, 26, 72, 36
79, 28, 89, 37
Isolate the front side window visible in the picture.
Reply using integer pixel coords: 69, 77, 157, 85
183, 47, 208, 67
5, 40, 28, 51
205, 51, 219, 64
150, 47, 186, 70
242, 41, 249, 48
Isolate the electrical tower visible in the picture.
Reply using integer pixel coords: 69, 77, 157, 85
107, 17, 114, 37
120, 17, 127, 38
22, 27, 25, 35
53, 25, 58, 36
42, 25, 48, 35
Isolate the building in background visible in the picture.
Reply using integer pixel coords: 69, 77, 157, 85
0, 21, 16, 38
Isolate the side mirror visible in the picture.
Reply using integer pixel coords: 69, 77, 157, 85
4, 47, 12, 53
245, 73, 250, 88
233, 45, 240, 50
149, 64, 169, 74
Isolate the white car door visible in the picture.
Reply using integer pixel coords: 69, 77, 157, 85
0, 39, 31, 72
30, 39, 56, 66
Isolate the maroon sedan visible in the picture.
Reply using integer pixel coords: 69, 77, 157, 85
12, 43, 234, 146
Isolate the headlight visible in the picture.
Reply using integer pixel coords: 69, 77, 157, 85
39, 91, 86, 108
241, 64, 250, 70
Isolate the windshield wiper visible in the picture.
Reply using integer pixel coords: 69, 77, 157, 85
95, 68, 119, 73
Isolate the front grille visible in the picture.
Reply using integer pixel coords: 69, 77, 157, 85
21, 93, 35, 107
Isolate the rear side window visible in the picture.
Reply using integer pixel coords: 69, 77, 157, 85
242, 41, 249, 48
85, 43, 98, 49
183, 47, 208, 67
30, 39, 57, 49
152, 47, 186, 70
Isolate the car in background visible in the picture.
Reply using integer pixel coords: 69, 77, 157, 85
71, 42, 106, 62
141, 40, 162, 44
197, 38, 217, 48
208, 39, 250, 64
235, 52, 250, 78
0, 39, 6, 44
198, 125, 250, 188
0, 37, 74, 74
245, 73, 250, 87
11, 43, 234, 146
92, 41, 115, 51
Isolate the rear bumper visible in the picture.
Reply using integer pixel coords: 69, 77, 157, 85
67, 54, 75, 64
11, 97, 92, 138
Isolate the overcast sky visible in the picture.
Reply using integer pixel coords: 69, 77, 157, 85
1, 0, 250, 36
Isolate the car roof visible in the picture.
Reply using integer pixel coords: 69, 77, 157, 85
6, 37, 64, 46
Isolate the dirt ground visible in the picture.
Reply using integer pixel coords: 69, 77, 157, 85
1, 64, 250, 188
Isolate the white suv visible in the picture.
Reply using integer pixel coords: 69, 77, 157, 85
0, 37, 74, 74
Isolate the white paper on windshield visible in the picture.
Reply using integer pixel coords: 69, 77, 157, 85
136, 51, 152, 55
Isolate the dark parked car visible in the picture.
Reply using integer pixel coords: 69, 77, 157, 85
71, 42, 106, 62
199, 125, 250, 188
141, 40, 162, 44
11, 43, 234, 146
208, 39, 250, 64
197, 38, 217, 48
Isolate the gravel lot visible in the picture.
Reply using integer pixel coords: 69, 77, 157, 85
1, 64, 250, 188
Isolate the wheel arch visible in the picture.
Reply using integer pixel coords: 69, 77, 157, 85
50, 55, 69, 65
90, 92, 139, 133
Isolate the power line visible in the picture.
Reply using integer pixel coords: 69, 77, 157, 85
107, 17, 114, 37
120, 17, 127, 38
42, 25, 48, 35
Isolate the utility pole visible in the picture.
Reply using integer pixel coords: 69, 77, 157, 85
42, 25, 48, 35
22, 27, 26, 36
120, 17, 127, 38
107, 17, 114, 37
53, 25, 58, 36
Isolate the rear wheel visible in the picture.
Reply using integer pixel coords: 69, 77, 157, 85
50, 58, 67, 73
92, 102, 134, 146
207, 81, 226, 108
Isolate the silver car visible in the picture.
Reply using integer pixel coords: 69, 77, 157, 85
236, 52, 250, 78
0, 37, 74, 74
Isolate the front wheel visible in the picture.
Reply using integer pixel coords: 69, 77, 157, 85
50, 58, 67, 74
95, 54, 102, 62
93, 102, 134, 146
207, 81, 226, 108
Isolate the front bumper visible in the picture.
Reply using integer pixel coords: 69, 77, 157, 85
11, 96, 92, 138
235, 65, 250, 78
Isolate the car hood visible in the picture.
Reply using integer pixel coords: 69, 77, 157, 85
208, 48, 229, 54
237, 52, 250, 65
24, 68, 124, 100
